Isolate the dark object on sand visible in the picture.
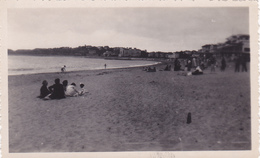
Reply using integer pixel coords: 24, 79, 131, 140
187, 112, 192, 124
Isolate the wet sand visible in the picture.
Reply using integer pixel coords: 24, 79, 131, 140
8, 63, 251, 152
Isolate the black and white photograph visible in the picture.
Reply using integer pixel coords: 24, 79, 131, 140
1, 1, 259, 158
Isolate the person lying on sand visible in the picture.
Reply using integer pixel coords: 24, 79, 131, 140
65, 83, 79, 97
38, 80, 51, 99
192, 66, 203, 75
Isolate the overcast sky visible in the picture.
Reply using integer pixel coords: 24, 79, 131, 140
8, 7, 249, 52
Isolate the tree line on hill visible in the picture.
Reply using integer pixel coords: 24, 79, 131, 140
8, 45, 114, 57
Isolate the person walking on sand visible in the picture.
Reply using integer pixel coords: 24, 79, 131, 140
104, 64, 107, 69
38, 80, 51, 99
47, 78, 66, 99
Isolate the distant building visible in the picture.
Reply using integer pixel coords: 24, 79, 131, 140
104, 46, 110, 50
103, 51, 118, 57
148, 52, 155, 58
89, 49, 96, 55
200, 35, 250, 55
225, 34, 250, 53
167, 52, 179, 59
119, 48, 142, 57
201, 44, 218, 53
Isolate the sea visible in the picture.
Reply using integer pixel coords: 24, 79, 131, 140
8, 55, 159, 76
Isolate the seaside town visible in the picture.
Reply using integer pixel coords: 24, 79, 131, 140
8, 34, 250, 60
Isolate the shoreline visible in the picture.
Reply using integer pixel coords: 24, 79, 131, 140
8, 61, 163, 77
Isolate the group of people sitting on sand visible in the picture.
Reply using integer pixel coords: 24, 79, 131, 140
38, 78, 87, 100
143, 66, 157, 72
143, 62, 203, 76
164, 64, 172, 71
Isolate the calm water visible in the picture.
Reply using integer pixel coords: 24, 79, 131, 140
8, 55, 159, 75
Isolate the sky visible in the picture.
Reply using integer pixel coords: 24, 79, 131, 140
8, 7, 249, 52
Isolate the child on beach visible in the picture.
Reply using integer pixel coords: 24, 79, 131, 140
78, 83, 87, 96
38, 80, 51, 98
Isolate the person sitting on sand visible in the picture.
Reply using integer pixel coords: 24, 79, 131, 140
65, 83, 79, 97
147, 67, 156, 72
143, 67, 149, 71
78, 83, 87, 96
38, 80, 51, 98
47, 78, 66, 99
147, 67, 152, 72
192, 66, 203, 75
62, 80, 68, 92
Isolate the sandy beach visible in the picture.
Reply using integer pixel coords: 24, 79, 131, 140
8, 62, 251, 152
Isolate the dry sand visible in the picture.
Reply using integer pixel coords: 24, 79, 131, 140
8, 62, 251, 152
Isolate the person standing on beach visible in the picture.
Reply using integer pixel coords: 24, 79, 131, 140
210, 56, 216, 72
47, 78, 66, 99
234, 55, 241, 72
104, 64, 107, 69
174, 58, 181, 71
187, 59, 192, 71
241, 54, 247, 72
220, 56, 226, 71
